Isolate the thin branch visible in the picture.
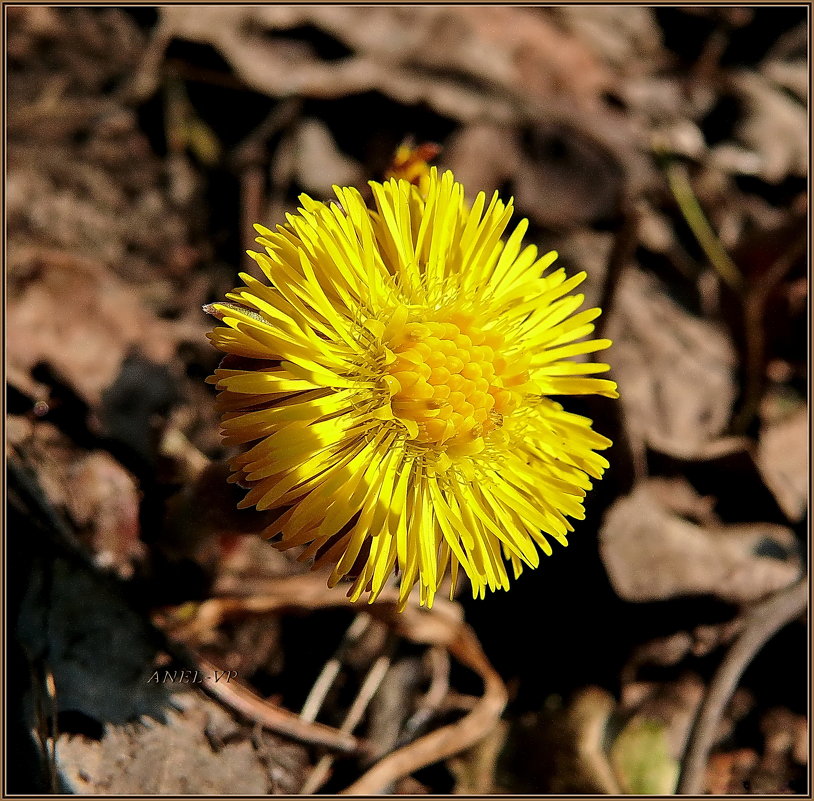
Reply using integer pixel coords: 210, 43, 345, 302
162, 573, 505, 791
595, 203, 640, 341
340, 624, 507, 794
730, 233, 807, 434
396, 645, 451, 747
231, 98, 303, 276
300, 613, 372, 723
677, 577, 808, 794
660, 153, 744, 294
301, 645, 394, 794
195, 655, 361, 754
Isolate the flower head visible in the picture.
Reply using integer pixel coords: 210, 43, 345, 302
207, 169, 618, 609
384, 140, 440, 196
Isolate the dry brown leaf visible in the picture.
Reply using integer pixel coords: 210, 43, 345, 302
442, 123, 522, 205
7, 252, 182, 405
748, 707, 807, 793
729, 69, 808, 183
7, 414, 34, 451
512, 119, 628, 228
606, 267, 738, 458
65, 451, 145, 578
151, 6, 609, 124
445, 103, 646, 231
762, 58, 807, 102
600, 478, 802, 603
706, 749, 761, 794
756, 401, 808, 522
13, 422, 71, 514
16, 425, 145, 577
286, 118, 364, 197
552, 7, 665, 75
7, 250, 206, 407
622, 632, 695, 681
212, 530, 310, 598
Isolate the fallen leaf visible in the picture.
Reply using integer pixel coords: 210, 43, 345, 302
442, 123, 521, 205
7, 253, 180, 406
446, 116, 631, 230
706, 749, 760, 794
606, 267, 738, 458
151, 6, 610, 126
600, 478, 802, 603
761, 58, 807, 103
287, 118, 364, 196
749, 707, 807, 794
552, 7, 665, 75
66, 451, 145, 578
513, 119, 627, 228
757, 401, 807, 522
728, 69, 808, 183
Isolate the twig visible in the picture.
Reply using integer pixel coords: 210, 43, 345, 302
231, 98, 302, 276
340, 624, 507, 794
195, 655, 360, 754
301, 644, 394, 794
397, 646, 451, 746
163, 573, 508, 795
595, 203, 640, 341
660, 153, 744, 294
31, 660, 60, 793
165, 572, 464, 646
730, 233, 807, 435
422, 646, 452, 710
162, 572, 505, 790
677, 577, 808, 794
121, 15, 173, 103
300, 613, 372, 723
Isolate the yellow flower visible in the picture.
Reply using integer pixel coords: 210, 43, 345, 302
384, 140, 440, 197
207, 169, 618, 610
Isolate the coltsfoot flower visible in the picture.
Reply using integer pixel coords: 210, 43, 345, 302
384, 140, 440, 195
207, 169, 618, 609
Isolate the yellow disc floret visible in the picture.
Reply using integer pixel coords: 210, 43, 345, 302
381, 306, 529, 460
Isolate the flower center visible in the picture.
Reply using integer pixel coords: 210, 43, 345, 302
381, 311, 530, 456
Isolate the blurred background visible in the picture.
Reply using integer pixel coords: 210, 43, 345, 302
6, 6, 808, 795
